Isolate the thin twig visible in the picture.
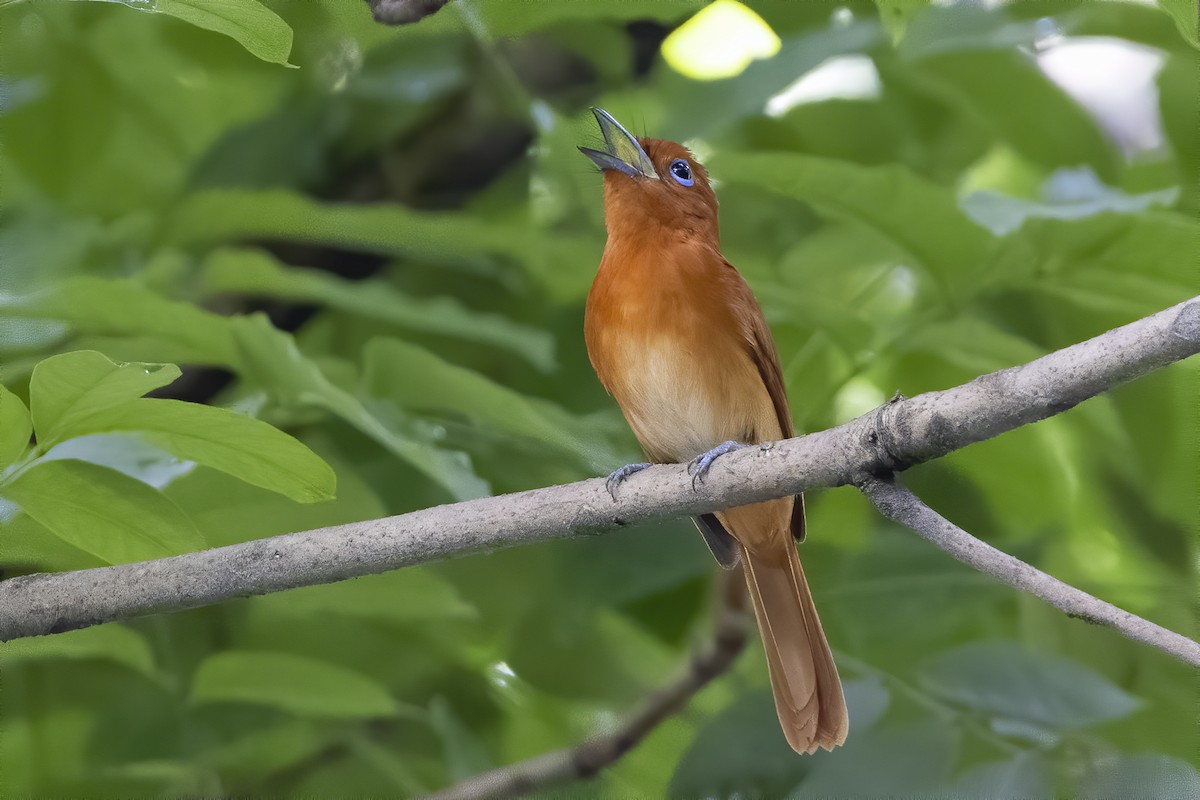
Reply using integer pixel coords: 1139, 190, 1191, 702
859, 476, 1200, 667
0, 297, 1196, 650
424, 571, 752, 800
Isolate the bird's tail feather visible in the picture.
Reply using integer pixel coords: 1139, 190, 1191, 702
741, 542, 848, 754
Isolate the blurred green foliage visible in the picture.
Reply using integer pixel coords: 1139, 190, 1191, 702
0, 0, 1197, 796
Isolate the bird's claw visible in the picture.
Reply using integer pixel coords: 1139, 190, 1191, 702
688, 440, 747, 489
605, 462, 652, 500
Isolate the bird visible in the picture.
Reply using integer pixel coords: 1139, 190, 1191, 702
579, 107, 848, 754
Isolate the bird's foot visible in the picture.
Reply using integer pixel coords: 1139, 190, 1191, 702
688, 441, 747, 489
605, 462, 652, 500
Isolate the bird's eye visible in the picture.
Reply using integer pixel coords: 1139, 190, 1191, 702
669, 159, 694, 187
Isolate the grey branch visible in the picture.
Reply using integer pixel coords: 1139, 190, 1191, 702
861, 476, 1200, 666
425, 571, 752, 800
0, 296, 1197, 665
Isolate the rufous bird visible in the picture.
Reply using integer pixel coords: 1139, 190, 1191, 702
579, 108, 848, 754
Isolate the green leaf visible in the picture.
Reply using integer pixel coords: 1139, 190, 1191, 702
193, 34, 466, 192
909, 49, 1118, 179
0, 624, 156, 678
202, 247, 555, 371
506, 605, 651, 702
79, 398, 335, 504
648, 19, 884, 143
362, 336, 600, 468
429, 697, 492, 781
896, 5, 1046, 59
0, 512, 108, 572
919, 641, 1141, 731
963, 169, 1178, 237
64, 0, 296, 66
0, 31, 118, 201
165, 188, 534, 266
166, 188, 602, 300
794, 719, 958, 796
252, 569, 476, 624
874, 0, 929, 42
538, 22, 635, 86
164, 443, 384, 548
552, 520, 712, 607
1080, 754, 1200, 799
984, 212, 1198, 309
1, 459, 205, 564
0, 699, 95, 797
41, 432, 196, 491
1051, 0, 1195, 52
953, 753, 1052, 800
0, 385, 33, 470
198, 720, 327, 783
1159, 0, 1200, 48
714, 151, 993, 294
27, 350, 180, 448
230, 315, 488, 500
0, 278, 240, 369
83, 760, 212, 797
476, 0, 702, 37
190, 651, 401, 719
898, 317, 1043, 376
1030, 267, 1193, 321
343, 733, 431, 796
1159, 51, 1200, 212
669, 680, 890, 798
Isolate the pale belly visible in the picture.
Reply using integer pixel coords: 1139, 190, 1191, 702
610, 333, 774, 464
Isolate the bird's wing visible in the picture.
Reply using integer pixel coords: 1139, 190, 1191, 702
725, 259, 806, 542
694, 513, 742, 568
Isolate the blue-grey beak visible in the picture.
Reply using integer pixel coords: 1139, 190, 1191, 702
578, 107, 659, 180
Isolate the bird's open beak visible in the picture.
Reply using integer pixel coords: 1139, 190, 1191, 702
578, 107, 659, 180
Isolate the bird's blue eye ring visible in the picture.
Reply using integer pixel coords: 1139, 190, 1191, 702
669, 158, 694, 187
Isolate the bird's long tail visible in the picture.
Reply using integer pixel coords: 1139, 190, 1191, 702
741, 539, 848, 754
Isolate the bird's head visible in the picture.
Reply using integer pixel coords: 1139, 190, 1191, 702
579, 107, 719, 243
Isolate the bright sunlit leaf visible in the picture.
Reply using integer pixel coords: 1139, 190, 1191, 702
662, 0, 780, 80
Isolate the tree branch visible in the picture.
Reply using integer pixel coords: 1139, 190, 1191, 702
0, 297, 1196, 648
859, 476, 1200, 667
425, 570, 751, 800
